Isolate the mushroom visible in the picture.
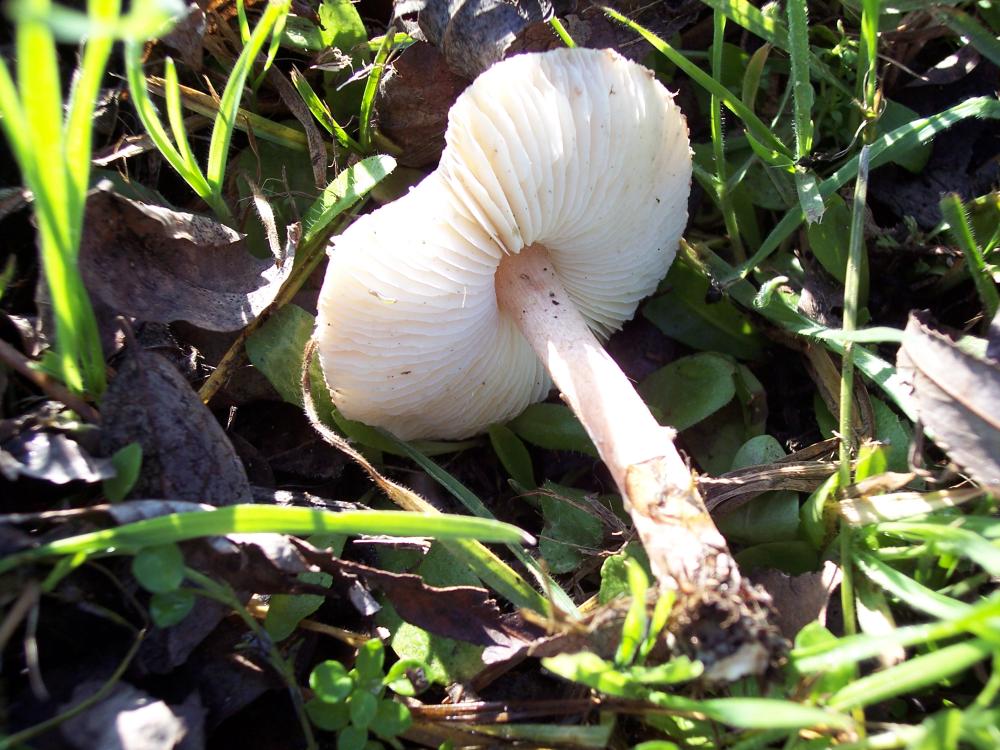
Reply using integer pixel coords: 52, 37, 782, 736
316, 48, 779, 678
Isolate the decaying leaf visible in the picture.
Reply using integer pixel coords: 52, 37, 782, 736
100, 344, 253, 505
80, 187, 293, 332
208, 533, 516, 647
0, 406, 115, 484
0, 426, 115, 484
751, 562, 841, 640
395, 0, 575, 79
374, 42, 471, 167
897, 311, 1000, 485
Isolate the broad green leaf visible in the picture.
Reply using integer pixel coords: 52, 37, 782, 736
801, 471, 840, 550
337, 725, 367, 750
643, 260, 764, 361
717, 436, 799, 544
539, 483, 605, 575
639, 353, 738, 431
794, 623, 854, 696
355, 638, 385, 686
854, 442, 888, 483
507, 403, 597, 456
735, 540, 819, 575
628, 656, 702, 686
880, 100, 931, 173
383, 658, 429, 696
149, 589, 194, 628
234, 139, 318, 258
371, 700, 411, 739
306, 697, 350, 731
246, 304, 329, 408
265, 569, 335, 641
488, 424, 535, 487
318, 0, 367, 52
104, 442, 142, 502
348, 690, 378, 728
599, 543, 651, 604
542, 651, 638, 697
311, 660, 355, 703
376, 544, 485, 684
131, 543, 184, 593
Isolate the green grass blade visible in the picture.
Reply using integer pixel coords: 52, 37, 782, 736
0, 60, 29, 158
383, 431, 579, 616
737, 96, 1000, 275
64, 0, 120, 237
124, 41, 209, 197
697, 0, 850, 95
206, 0, 290, 199
937, 8, 1000, 68
829, 638, 995, 711
710, 10, 744, 259
940, 193, 999, 320
602, 6, 792, 163
857, 0, 881, 114
301, 155, 396, 247
785, 0, 813, 158
855, 550, 970, 620
793, 593, 1000, 674
876, 521, 1000, 576
359, 29, 394, 152
235, 0, 250, 42
0, 505, 534, 574
18, 0, 70, 243
289, 66, 364, 154
163, 57, 210, 193
548, 17, 576, 47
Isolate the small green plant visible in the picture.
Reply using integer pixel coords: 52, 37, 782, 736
124, 0, 291, 222
0, 0, 177, 396
306, 639, 426, 749
542, 556, 854, 738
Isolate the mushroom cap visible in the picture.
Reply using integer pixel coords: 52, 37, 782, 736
316, 47, 692, 440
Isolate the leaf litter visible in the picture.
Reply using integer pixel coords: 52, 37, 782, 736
2, 0, 1000, 747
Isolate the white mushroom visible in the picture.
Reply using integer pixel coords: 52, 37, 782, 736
316, 48, 778, 678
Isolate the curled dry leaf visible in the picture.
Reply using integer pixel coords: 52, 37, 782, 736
374, 42, 471, 167
0, 405, 114, 484
100, 344, 253, 505
751, 562, 841, 640
80, 187, 293, 332
197, 530, 515, 646
396, 0, 575, 78
897, 311, 1000, 485
0, 426, 116, 484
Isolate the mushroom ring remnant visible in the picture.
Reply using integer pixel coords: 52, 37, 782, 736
316, 47, 781, 680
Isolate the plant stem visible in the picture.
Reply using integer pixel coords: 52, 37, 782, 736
495, 245, 780, 680
198, 223, 333, 402
184, 568, 318, 750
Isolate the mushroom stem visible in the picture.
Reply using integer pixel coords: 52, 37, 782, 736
496, 244, 779, 680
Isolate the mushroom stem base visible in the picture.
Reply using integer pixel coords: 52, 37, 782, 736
496, 244, 782, 680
